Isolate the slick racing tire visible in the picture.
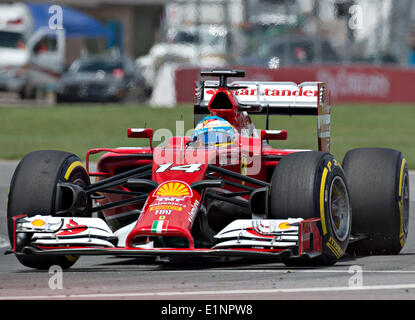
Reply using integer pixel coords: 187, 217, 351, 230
342, 148, 409, 255
7, 150, 90, 270
270, 151, 351, 266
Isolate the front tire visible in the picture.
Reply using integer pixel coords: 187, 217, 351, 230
7, 150, 90, 269
270, 151, 352, 265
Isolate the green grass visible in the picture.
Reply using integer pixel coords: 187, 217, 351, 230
1, 103, 415, 168
257, 103, 415, 168
0, 104, 194, 161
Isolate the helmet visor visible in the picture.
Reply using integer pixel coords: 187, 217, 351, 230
196, 131, 235, 147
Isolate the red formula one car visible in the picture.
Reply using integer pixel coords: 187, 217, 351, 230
7, 70, 410, 269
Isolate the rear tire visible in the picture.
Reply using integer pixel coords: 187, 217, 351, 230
342, 148, 409, 255
270, 151, 351, 265
7, 150, 90, 269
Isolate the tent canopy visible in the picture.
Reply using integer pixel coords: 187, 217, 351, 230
27, 3, 110, 38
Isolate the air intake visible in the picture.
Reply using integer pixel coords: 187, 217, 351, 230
209, 91, 233, 109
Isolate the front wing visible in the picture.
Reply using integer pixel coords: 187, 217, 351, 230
12, 215, 323, 263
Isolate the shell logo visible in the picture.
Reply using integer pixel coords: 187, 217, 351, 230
31, 219, 45, 227
278, 222, 291, 229
155, 181, 192, 198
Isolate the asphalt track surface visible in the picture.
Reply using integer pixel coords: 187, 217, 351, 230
1, 160, 415, 303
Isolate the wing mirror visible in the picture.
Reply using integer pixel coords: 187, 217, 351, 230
261, 130, 287, 140
127, 128, 153, 149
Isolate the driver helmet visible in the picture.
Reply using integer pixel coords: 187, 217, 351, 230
192, 116, 237, 148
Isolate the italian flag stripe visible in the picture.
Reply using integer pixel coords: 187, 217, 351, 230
151, 220, 167, 233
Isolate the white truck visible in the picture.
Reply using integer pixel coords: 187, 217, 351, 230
0, 3, 65, 100
0, 3, 33, 97
24, 27, 65, 99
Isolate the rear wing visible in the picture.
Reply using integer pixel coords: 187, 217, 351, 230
194, 80, 331, 152
195, 80, 329, 115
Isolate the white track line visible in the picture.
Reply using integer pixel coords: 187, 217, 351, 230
2, 283, 415, 299
157, 269, 415, 274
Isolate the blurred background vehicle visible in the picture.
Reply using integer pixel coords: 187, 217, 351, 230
0, 3, 33, 97
23, 3, 111, 102
1, 0, 415, 106
237, 34, 340, 68
56, 54, 150, 103
136, 24, 229, 89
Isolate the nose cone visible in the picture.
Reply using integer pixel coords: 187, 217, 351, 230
125, 180, 201, 248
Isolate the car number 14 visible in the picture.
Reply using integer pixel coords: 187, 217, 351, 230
156, 163, 203, 173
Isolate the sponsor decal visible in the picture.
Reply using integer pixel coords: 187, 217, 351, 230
262, 87, 318, 97
202, 118, 217, 127
155, 181, 192, 198
316, 69, 390, 99
206, 87, 318, 97
278, 222, 291, 230
252, 220, 280, 235
150, 205, 183, 212
57, 219, 87, 236
317, 114, 330, 139
155, 197, 184, 202
240, 154, 248, 177
31, 219, 45, 227
247, 221, 295, 238
188, 200, 200, 224
151, 220, 168, 233
155, 210, 172, 215
326, 236, 344, 259
206, 89, 217, 95
326, 159, 340, 173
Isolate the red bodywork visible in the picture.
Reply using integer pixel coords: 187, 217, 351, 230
83, 85, 324, 256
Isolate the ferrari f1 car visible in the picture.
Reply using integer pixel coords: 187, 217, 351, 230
7, 69, 410, 269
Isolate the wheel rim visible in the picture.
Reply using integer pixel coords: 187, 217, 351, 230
401, 172, 410, 238
329, 176, 351, 242
63, 168, 90, 217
